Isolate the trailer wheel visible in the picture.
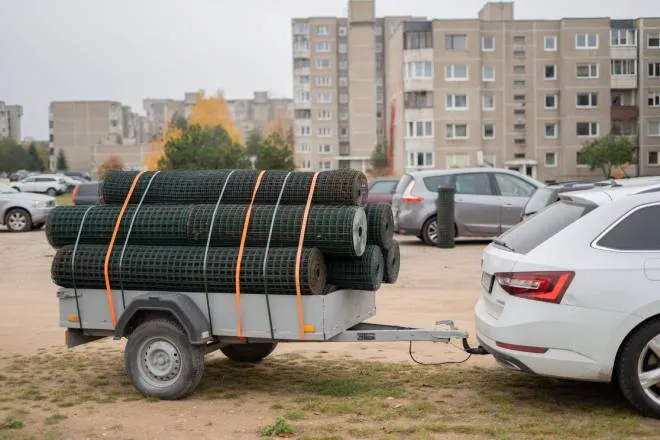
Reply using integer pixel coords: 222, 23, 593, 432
124, 318, 205, 400
220, 342, 278, 363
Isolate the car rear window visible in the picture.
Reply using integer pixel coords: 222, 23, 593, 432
496, 200, 596, 254
423, 174, 452, 192
78, 183, 99, 196
394, 174, 413, 195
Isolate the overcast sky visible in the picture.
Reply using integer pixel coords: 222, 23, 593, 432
1, 0, 658, 139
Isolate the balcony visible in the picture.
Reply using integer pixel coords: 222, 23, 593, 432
611, 75, 637, 89
611, 105, 638, 120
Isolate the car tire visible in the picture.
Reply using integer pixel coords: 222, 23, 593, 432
616, 319, 660, 418
46, 188, 57, 197
220, 342, 278, 363
5, 208, 32, 232
31, 223, 45, 230
421, 216, 437, 246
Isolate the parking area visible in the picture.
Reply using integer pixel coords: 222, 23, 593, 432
1, 230, 659, 439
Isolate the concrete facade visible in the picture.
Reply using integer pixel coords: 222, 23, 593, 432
227, 91, 294, 141
0, 101, 23, 142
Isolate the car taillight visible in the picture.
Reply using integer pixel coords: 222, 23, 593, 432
401, 180, 423, 203
72, 184, 79, 204
495, 271, 574, 304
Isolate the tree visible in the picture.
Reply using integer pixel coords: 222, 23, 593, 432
97, 155, 125, 179
26, 142, 45, 171
579, 134, 635, 178
56, 150, 68, 171
246, 129, 263, 156
158, 124, 250, 170
255, 132, 295, 171
265, 110, 295, 149
369, 143, 389, 176
0, 137, 30, 173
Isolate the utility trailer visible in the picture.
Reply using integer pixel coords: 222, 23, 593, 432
58, 287, 472, 400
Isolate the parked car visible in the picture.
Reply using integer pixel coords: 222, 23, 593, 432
0, 183, 56, 232
520, 181, 609, 221
56, 174, 79, 192
62, 171, 91, 181
367, 177, 400, 205
72, 181, 102, 205
475, 189, 660, 417
10, 174, 68, 197
392, 168, 545, 245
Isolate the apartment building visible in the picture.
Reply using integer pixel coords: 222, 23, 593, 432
0, 101, 23, 142
293, 1, 660, 181
227, 91, 293, 141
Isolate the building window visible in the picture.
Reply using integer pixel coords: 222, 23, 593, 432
297, 125, 311, 136
545, 123, 558, 138
315, 59, 331, 69
446, 153, 470, 168
544, 65, 557, 80
649, 121, 660, 137
294, 58, 310, 69
319, 161, 332, 170
545, 152, 558, 167
406, 61, 433, 79
576, 122, 599, 137
445, 34, 467, 51
483, 124, 495, 139
340, 127, 349, 137
513, 50, 526, 59
375, 26, 383, 36
513, 65, 525, 75
577, 63, 599, 78
407, 152, 434, 168
514, 123, 526, 131
544, 94, 558, 109
576, 152, 588, 167
482, 35, 495, 51
404, 31, 433, 49
319, 144, 332, 154
445, 64, 468, 81
315, 41, 331, 52
611, 59, 637, 76
316, 25, 329, 36
576, 32, 598, 49
298, 143, 310, 153
339, 111, 348, 121
300, 159, 312, 169
406, 121, 433, 138
513, 35, 525, 45
340, 93, 349, 104
648, 33, 660, 48
338, 26, 347, 36
295, 90, 310, 103
446, 94, 468, 110
513, 79, 526, 87
293, 36, 310, 52
611, 29, 637, 46
374, 77, 383, 86
338, 43, 347, 53
405, 91, 433, 109
513, 94, 525, 102
446, 124, 468, 139
293, 23, 309, 34
649, 63, 660, 78
544, 36, 557, 51
375, 42, 383, 53
318, 127, 332, 137
576, 92, 598, 108
339, 60, 348, 70
316, 93, 332, 103
649, 151, 659, 165
339, 76, 348, 87
295, 75, 310, 85
376, 90, 384, 103
482, 65, 495, 81
649, 92, 660, 108
317, 110, 332, 120
315, 76, 331, 86
482, 93, 495, 111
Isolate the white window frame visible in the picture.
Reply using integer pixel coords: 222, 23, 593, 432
445, 94, 468, 111
576, 63, 599, 79
649, 120, 660, 137
445, 34, 467, 51
407, 151, 435, 169
339, 111, 348, 121
445, 64, 468, 81
294, 90, 310, 103
446, 123, 468, 140
406, 120, 434, 138
319, 160, 332, 170
611, 29, 637, 47
406, 61, 433, 79
482, 65, 495, 82
339, 60, 348, 70
339, 76, 348, 87
315, 76, 332, 87
576, 32, 599, 49
297, 125, 311, 137
649, 151, 659, 166
314, 41, 331, 52
316, 25, 329, 36
340, 93, 349, 104
649, 63, 660, 78
317, 110, 332, 121
544, 94, 558, 110
338, 43, 347, 54
545, 152, 558, 167
315, 59, 331, 69
338, 26, 347, 36
316, 93, 332, 104
544, 64, 557, 80
482, 35, 495, 52
649, 92, 660, 108
576, 122, 599, 137
482, 93, 495, 111
375, 26, 383, 36
544, 123, 558, 139
298, 143, 311, 153
445, 153, 470, 168
544, 36, 557, 51
319, 143, 332, 154
611, 59, 637, 76
293, 23, 309, 35
483, 123, 495, 139
317, 127, 332, 137
300, 159, 312, 170
576, 92, 598, 109
375, 42, 383, 53
648, 33, 660, 49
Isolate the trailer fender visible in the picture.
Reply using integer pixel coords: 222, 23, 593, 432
114, 293, 213, 345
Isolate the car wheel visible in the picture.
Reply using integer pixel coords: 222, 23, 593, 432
617, 319, 660, 418
11, 187, 20, 192
46, 188, 57, 197
31, 223, 45, 230
5, 208, 32, 232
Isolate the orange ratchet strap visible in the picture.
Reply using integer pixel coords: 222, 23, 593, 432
104, 171, 146, 328
235, 170, 266, 338
295, 172, 319, 339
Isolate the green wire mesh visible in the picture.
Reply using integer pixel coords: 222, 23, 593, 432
101, 169, 368, 206
382, 240, 400, 284
364, 203, 394, 248
46, 204, 367, 257
326, 245, 384, 291
51, 245, 327, 295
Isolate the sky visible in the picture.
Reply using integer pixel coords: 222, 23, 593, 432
1, 0, 659, 139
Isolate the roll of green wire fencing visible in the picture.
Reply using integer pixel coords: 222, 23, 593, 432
325, 245, 384, 291
382, 240, 400, 284
51, 245, 327, 295
46, 204, 367, 257
101, 169, 368, 206
364, 203, 394, 248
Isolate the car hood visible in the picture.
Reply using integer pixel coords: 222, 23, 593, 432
2, 192, 55, 203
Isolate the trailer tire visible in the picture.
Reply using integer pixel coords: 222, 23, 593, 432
124, 318, 205, 400
220, 342, 278, 363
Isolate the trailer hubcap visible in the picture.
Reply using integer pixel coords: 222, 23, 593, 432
139, 339, 182, 387
638, 334, 660, 405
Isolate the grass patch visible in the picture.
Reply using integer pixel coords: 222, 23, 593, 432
44, 414, 67, 425
55, 193, 72, 206
259, 416, 294, 437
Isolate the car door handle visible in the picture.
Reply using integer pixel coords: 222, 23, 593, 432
503, 203, 514, 207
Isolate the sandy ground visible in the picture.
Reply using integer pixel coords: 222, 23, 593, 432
0, 228, 496, 439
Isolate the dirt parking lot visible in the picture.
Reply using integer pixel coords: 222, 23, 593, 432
1, 229, 659, 440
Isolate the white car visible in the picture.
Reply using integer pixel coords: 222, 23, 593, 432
475, 190, 660, 417
11, 174, 68, 197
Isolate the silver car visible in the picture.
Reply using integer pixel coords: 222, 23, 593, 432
0, 183, 56, 232
392, 167, 545, 245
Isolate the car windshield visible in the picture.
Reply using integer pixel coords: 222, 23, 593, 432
0, 183, 17, 194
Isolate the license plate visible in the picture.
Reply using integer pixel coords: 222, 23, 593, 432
481, 272, 494, 293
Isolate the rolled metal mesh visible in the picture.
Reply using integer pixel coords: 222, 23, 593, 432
326, 245, 384, 291
46, 204, 367, 257
51, 245, 327, 295
364, 203, 394, 248
382, 240, 400, 284
101, 169, 368, 206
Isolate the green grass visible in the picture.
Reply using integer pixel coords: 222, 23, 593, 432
55, 193, 72, 206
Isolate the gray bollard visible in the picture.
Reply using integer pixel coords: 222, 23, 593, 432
436, 185, 455, 248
